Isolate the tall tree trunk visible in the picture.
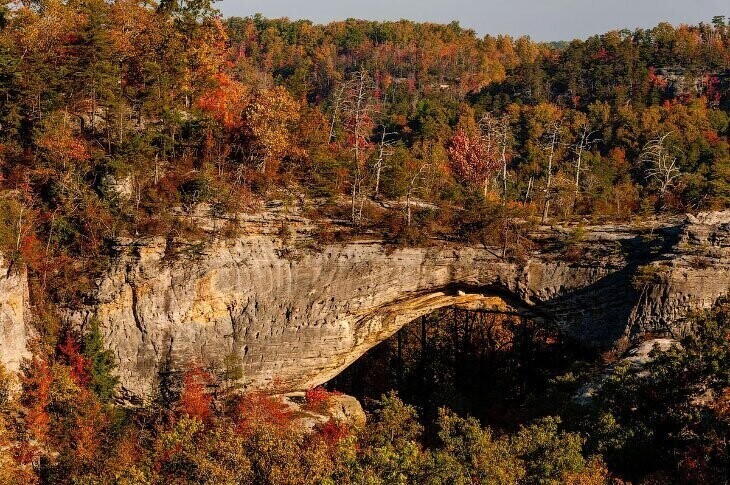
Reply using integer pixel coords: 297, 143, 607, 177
406, 189, 412, 227
501, 145, 508, 199
541, 126, 558, 224
397, 329, 403, 389
574, 149, 582, 212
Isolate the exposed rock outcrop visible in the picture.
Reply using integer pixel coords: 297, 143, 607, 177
66, 212, 730, 402
624, 338, 678, 367
0, 256, 30, 374
278, 392, 366, 432
631, 211, 730, 335
574, 337, 680, 405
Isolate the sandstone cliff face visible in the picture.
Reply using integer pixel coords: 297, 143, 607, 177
0, 255, 30, 374
631, 212, 730, 335
68, 212, 730, 402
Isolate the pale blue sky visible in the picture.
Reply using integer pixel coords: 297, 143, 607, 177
217, 0, 727, 42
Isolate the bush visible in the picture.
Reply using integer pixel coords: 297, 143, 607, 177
304, 386, 341, 413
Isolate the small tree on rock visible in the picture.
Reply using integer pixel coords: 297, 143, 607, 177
83, 319, 119, 403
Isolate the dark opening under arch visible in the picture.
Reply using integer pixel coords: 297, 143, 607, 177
326, 303, 598, 434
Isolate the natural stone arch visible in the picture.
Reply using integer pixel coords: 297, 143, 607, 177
299, 286, 536, 389
59, 212, 730, 402
1, 213, 728, 402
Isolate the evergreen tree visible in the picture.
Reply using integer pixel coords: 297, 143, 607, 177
82, 319, 119, 403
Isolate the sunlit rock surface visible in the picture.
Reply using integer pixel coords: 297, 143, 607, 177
0, 256, 30, 374
57, 210, 730, 401
279, 392, 366, 432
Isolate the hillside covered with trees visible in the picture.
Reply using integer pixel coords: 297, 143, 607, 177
0, 1, 730, 483
0, 0, 728, 301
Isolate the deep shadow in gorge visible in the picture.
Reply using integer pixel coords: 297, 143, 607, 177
328, 307, 601, 438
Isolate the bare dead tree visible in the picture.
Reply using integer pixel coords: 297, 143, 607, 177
477, 113, 499, 197
405, 159, 430, 227
568, 122, 600, 210
374, 125, 396, 198
641, 132, 682, 208
491, 114, 514, 200
540, 120, 562, 224
524, 176, 534, 204
0, 187, 35, 258
328, 83, 347, 143
343, 69, 377, 226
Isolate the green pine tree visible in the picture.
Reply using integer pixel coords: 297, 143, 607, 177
83, 319, 120, 403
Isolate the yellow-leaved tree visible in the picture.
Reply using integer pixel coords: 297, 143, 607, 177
243, 86, 302, 176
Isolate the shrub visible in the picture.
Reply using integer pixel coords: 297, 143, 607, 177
82, 319, 119, 403
235, 392, 294, 432
178, 367, 214, 422
304, 386, 341, 413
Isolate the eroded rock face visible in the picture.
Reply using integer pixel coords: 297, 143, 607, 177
631, 211, 730, 336
0, 255, 30, 374
67, 212, 730, 402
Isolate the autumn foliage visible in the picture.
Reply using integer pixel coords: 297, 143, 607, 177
21, 358, 53, 443
318, 418, 350, 446
1, 303, 730, 482
304, 386, 342, 413
58, 334, 90, 387
448, 129, 499, 195
178, 367, 214, 422
197, 72, 250, 129
0, 3, 728, 482
234, 391, 294, 432
0, 1, 727, 312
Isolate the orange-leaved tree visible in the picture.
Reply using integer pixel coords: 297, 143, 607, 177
178, 366, 214, 422
22, 358, 54, 443
197, 72, 250, 130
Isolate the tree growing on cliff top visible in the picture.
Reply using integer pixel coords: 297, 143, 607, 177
242, 86, 302, 177
448, 111, 500, 198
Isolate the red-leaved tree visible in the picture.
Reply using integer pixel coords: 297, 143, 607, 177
448, 129, 499, 197
58, 333, 90, 388
178, 367, 214, 422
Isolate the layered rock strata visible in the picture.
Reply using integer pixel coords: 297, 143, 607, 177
65, 212, 730, 401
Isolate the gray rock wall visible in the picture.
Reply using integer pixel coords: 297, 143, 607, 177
632, 213, 730, 335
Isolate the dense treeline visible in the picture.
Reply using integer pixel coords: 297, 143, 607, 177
0, 1, 728, 305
